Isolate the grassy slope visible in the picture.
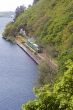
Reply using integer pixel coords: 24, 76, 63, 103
3, 0, 73, 69
3, 1, 73, 109
13, 0, 73, 46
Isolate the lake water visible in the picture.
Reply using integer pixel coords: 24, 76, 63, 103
0, 17, 38, 110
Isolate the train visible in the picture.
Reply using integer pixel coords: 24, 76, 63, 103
26, 39, 42, 53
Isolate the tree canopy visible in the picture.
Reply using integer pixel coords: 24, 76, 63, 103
14, 5, 26, 21
22, 60, 73, 110
33, 0, 40, 4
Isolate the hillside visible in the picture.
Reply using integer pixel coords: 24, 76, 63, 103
3, 0, 73, 64
3, 0, 73, 80
3, 0, 73, 109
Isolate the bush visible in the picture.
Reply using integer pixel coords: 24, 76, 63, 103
38, 61, 57, 85
22, 60, 73, 110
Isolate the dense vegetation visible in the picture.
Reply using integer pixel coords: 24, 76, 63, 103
14, 5, 26, 21
3, 0, 73, 61
33, 0, 40, 4
3, 0, 73, 109
22, 60, 73, 110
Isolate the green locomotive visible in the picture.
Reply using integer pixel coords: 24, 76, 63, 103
27, 39, 42, 53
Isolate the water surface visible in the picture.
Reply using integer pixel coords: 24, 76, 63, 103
0, 17, 38, 110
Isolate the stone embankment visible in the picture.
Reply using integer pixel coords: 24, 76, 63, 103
16, 37, 58, 70
16, 40, 42, 64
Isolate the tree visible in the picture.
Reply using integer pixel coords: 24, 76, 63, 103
54, 59, 73, 110
38, 61, 57, 85
33, 0, 40, 4
14, 5, 26, 21
22, 59, 73, 110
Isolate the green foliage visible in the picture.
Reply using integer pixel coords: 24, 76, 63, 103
33, 0, 40, 4
22, 60, 73, 110
54, 60, 73, 110
3, 22, 16, 42
14, 5, 26, 21
3, 1, 73, 108
38, 61, 57, 85
22, 85, 58, 110
3, 0, 73, 55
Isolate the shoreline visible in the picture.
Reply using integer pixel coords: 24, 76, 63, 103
16, 39, 58, 70
16, 40, 42, 65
